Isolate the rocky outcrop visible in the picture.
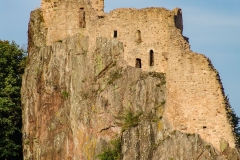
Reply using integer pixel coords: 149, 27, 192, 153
21, 35, 165, 159
123, 127, 240, 160
28, 9, 47, 54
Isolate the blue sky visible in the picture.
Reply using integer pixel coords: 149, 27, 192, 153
0, 0, 239, 116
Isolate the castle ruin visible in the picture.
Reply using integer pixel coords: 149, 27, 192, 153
22, 0, 238, 159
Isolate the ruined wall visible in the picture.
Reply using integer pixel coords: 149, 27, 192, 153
164, 25, 236, 149
40, 0, 184, 73
90, 8, 177, 73
87, 6, 237, 149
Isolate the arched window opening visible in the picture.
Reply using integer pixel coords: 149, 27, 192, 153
149, 50, 154, 66
79, 8, 86, 28
136, 30, 141, 43
136, 58, 142, 68
113, 30, 117, 38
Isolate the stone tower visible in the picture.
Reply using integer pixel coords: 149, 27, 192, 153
39, 0, 105, 45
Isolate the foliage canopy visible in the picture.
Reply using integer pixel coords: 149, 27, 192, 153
0, 40, 27, 160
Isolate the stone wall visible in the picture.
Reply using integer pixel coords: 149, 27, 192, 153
40, 0, 184, 73
164, 26, 236, 149
90, 8, 177, 73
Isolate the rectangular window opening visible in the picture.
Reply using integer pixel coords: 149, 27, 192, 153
150, 50, 154, 66
113, 30, 117, 38
136, 58, 142, 68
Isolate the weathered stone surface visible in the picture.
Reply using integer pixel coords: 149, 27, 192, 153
28, 9, 47, 54
122, 127, 240, 160
121, 117, 240, 160
22, 0, 240, 159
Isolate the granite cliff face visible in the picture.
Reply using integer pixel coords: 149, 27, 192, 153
21, 0, 239, 159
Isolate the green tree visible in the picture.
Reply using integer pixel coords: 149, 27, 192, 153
231, 108, 240, 145
225, 96, 240, 146
0, 40, 27, 160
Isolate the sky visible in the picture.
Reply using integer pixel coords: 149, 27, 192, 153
0, 0, 239, 116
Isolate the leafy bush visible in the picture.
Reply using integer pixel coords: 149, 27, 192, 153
97, 138, 121, 160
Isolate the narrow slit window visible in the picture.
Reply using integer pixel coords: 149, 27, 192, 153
136, 30, 141, 42
136, 58, 142, 68
113, 30, 117, 38
79, 8, 86, 28
150, 50, 154, 66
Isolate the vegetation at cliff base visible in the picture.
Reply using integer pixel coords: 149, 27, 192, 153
0, 40, 27, 160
